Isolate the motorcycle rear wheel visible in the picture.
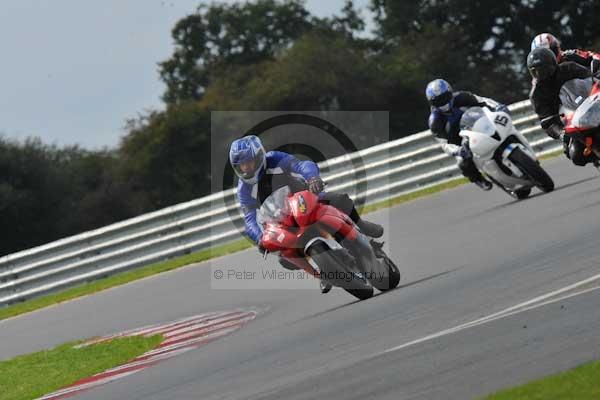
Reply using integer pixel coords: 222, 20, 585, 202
377, 256, 401, 291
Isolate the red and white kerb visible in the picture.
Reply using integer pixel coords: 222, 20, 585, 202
38, 310, 257, 400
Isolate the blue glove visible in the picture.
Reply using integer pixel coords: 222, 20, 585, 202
495, 104, 510, 115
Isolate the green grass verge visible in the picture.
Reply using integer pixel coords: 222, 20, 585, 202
359, 178, 468, 215
538, 149, 562, 161
0, 335, 162, 400
483, 359, 600, 400
0, 151, 562, 322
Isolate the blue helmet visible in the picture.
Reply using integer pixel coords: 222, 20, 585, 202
229, 135, 266, 184
425, 79, 453, 113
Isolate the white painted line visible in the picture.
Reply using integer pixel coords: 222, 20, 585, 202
384, 277, 600, 355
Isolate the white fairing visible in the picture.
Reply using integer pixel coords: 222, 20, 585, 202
459, 107, 538, 190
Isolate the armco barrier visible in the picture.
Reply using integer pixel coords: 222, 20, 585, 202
0, 101, 560, 306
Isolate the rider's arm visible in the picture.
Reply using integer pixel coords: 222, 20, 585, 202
242, 207, 262, 243
474, 94, 509, 113
531, 62, 591, 135
530, 87, 560, 128
459, 91, 507, 113
429, 113, 460, 156
237, 183, 262, 244
529, 84, 564, 139
562, 49, 600, 68
269, 151, 320, 181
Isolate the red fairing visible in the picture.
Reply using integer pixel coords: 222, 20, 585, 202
566, 123, 595, 134
259, 189, 358, 254
312, 204, 358, 240
260, 223, 299, 252
592, 81, 600, 96
289, 190, 358, 240
565, 81, 600, 134
289, 191, 320, 226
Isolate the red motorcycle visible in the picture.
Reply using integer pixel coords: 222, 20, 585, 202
257, 186, 400, 300
561, 77, 600, 164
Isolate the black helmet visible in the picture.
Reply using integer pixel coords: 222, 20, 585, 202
527, 47, 558, 81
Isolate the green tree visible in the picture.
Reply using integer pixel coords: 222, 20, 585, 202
119, 101, 212, 207
159, 0, 313, 104
371, 0, 600, 64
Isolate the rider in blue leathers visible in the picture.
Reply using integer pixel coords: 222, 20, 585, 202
230, 135, 384, 293
426, 78, 509, 191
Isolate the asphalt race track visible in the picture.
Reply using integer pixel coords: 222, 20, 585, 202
3, 156, 600, 399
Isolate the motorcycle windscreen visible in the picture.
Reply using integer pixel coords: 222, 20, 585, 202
559, 78, 593, 114
460, 107, 495, 135
256, 186, 293, 225
572, 94, 600, 129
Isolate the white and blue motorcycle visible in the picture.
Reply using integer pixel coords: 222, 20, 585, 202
459, 106, 555, 199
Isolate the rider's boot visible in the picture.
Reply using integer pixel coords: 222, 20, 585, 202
356, 219, 384, 238
348, 207, 384, 238
473, 179, 493, 191
460, 157, 492, 191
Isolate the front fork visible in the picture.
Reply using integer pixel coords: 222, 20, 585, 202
584, 136, 594, 157
280, 248, 320, 278
288, 229, 347, 279
341, 232, 381, 272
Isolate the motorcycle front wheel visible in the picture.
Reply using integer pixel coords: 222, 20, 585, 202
509, 148, 554, 193
307, 242, 374, 300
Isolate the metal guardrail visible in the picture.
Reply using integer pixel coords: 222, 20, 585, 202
0, 101, 560, 306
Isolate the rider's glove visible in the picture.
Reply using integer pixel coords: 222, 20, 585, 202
495, 104, 510, 114
546, 124, 565, 140
307, 177, 325, 194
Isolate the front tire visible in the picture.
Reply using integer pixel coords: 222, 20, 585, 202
513, 187, 532, 199
509, 148, 554, 192
307, 242, 373, 300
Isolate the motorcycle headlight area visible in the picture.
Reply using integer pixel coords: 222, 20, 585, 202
472, 116, 496, 135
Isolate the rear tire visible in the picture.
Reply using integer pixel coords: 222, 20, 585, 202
307, 242, 373, 301
379, 256, 401, 291
509, 148, 554, 192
